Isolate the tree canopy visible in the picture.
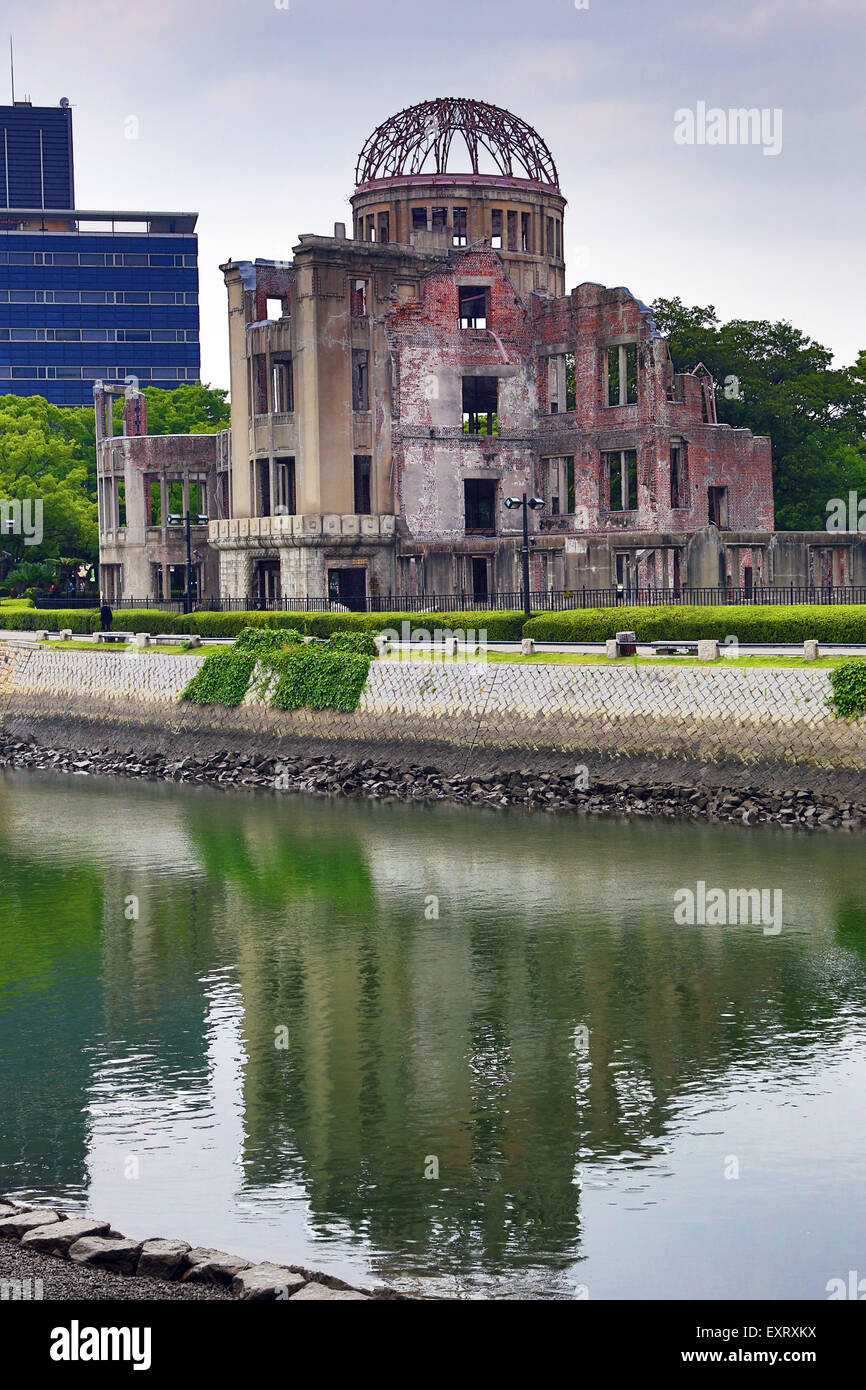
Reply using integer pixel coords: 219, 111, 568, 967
0, 383, 230, 586
651, 297, 866, 531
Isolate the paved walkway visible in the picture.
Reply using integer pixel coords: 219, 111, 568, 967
2, 629, 865, 658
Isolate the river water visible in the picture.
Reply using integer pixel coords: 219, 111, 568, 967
1, 770, 864, 1299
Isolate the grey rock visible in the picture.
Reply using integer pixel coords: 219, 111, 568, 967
136, 1238, 191, 1280
231, 1263, 307, 1300
0, 1208, 60, 1239
22, 1217, 111, 1255
290, 1280, 370, 1300
69, 1236, 143, 1275
183, 1247, 252, 1285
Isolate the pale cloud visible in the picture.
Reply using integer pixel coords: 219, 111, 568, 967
1, 0, 862, 383
680, 0, 866, 43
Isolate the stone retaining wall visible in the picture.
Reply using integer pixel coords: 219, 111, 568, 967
1, 642, 864, 777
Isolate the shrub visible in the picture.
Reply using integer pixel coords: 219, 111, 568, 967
300, 609, 526, 640
524, 604, 866, 645
0, 607, 99, 633
234, 625, 303, 654
326, 630, 378, 656
827, 660, 866, 719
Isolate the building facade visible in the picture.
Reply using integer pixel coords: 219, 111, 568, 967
0, 98, 75, 208
95, 382, 221, 604
0, 98, 200, 407
101, 97, 865, 604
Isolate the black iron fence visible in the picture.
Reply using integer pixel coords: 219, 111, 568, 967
27, 586, 866, 613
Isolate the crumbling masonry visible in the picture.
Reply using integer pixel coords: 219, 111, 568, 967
98, 97, 866, 604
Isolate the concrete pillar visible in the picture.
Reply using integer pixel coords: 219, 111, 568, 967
697, 639, 720, 661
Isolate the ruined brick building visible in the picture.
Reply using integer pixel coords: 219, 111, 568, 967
98, 98, 864, 605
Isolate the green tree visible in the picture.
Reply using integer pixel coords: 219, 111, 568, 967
0, 384, 231, 582
137, 382, 230, 436
0, 395, 97, 579
651, 297, 866, 530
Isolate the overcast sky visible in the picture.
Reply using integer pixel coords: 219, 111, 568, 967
7, 0, 864, 390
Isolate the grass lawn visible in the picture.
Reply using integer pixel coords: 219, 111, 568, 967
29, 638, 196, 655
383, 650, 860, 670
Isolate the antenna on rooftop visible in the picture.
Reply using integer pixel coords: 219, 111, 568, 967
9, 35, 14, 103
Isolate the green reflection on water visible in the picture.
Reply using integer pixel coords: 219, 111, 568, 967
1, 770, 865, 1294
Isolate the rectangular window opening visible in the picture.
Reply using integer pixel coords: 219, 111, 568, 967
274, 457, 296, 515
565, 351, 576, 411
147, 478, 162, 526
458, 284, 487, 330
350, 278, 368, 316
462, 375, 498, 435
464, 479, 496, 534
670, 441, 687, 508
606, 342, 638, 406
453, 207, 468, 246
271, 357, 294, 413
603, 449, 638, 511
490, 209, 503, 249
353, 455, 372, 514
352, 349, 370, 412
708, 485, 728, 528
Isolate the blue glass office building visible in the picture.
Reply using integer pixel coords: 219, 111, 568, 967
0, 101, 200, 407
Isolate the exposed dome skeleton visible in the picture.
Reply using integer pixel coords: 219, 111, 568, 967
355, 97, 560, 189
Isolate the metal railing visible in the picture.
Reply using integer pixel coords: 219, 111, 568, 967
27, 586, 866, 613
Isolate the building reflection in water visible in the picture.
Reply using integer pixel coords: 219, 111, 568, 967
1, 772, 865, 1294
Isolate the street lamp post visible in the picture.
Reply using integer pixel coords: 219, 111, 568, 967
504, 492, 545, 619
168, 510, 208, 615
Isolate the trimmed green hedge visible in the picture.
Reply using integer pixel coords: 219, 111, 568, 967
525, 605, 866, 644
8, 602, 866, 645
0, 607, 99, 633
124, 608, 525, 640
298, 609, 526, 640
0, 605, 522, 639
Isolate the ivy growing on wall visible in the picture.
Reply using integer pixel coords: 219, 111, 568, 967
181, 628, 373, 712
181, 646, 258, 707
827, 660, 866, 719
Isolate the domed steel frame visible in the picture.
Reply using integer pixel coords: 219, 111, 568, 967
355, 98, 559, 189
